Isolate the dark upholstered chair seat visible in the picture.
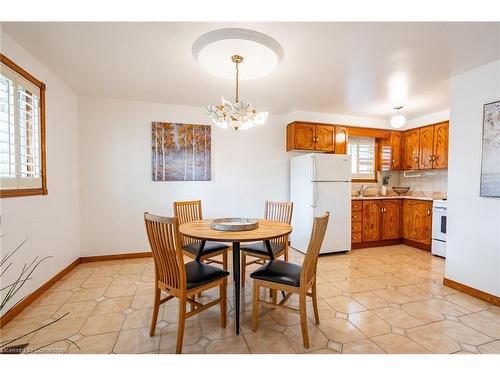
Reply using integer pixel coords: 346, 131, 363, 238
185, 261, 230, 290
183, 241, 229, 256
250, 259, 302, 287
241, 241, 284, 256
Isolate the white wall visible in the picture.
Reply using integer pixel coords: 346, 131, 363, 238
446, 59, 500, 296
404, 110, 450, 129
0, 31, 80, 312
79, 98, 455, 257
286, 110, 391, 128
78, 97, 291, 256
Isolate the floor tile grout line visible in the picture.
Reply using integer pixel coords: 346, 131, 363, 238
7, 247, 499, 354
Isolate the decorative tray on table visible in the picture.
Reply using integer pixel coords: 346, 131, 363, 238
211, 218, 259, 231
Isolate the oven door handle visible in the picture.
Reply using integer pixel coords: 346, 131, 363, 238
433, 207, 447, 212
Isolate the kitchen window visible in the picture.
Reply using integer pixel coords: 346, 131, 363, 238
348, 136, 376, 181
0, 54, 47, 198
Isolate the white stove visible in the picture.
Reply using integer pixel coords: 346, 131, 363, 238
432, 199, 447, 258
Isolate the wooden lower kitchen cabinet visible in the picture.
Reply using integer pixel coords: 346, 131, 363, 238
351, 200, 362, 244
381, 200, 402, 240
402, 199, 432, 247
361, 199, 401, 242
362, 200, 383, 241
352, 198, 431, 251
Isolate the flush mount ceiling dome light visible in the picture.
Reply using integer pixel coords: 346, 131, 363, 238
192, 28, 284, 80
390, 106, 406, 128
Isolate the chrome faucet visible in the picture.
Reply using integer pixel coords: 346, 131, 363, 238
359, 184, 374, 197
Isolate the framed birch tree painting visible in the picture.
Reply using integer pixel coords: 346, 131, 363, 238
480, 100, 500, 197
152, 122, 211, 181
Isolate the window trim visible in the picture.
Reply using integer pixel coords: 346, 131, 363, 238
348, 136, 379, 182
352, 138, 381, 183
0, 54, 47, 198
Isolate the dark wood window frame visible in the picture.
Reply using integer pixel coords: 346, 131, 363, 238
0, 54, 47, 198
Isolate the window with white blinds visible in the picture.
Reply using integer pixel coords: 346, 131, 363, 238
348, 136, 376, 179
1, 56, 46, 196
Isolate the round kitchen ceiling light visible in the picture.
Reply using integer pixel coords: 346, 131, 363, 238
192, 28, 284, 80
390, 106, 406, 128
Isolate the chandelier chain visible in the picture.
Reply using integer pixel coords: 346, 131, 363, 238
235, 60, 239, 102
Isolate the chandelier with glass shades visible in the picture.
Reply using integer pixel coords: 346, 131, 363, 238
207, 55, 268, 131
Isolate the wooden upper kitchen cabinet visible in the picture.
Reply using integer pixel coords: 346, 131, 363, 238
390, 132, 402, 170
287, 122, 316, 151
402, 121, 449, 170
286, 122, 351, 153
381, 199, 401, 240
402, 129, 420, 170
402, 199, 432, 245
379, 131, 402, 171
286, 121, 448, 169
362, 200, 382, 242
418, 125, 435, 170
315, 124, 336, 152
432, 121, 449, 169
334, 126, 348, 154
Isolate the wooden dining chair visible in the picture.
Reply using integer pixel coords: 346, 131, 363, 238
173, 200, 229, 270
144, 213, 229, 354
241, 200, 293, 287
250, 212, 330, 349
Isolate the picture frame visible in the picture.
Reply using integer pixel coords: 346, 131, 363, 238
480, 100, 500, 197
152, 122, 211, 181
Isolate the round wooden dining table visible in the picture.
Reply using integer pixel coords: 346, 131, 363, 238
178, 219, 292, 335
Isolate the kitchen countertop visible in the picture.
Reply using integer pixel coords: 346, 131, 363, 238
351, 195, 440, 201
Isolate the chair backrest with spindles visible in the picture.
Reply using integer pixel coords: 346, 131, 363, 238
265, 200, 293, 249
144, 213, 185, 292
300, 212, 330, 287
173, 200, 203, 247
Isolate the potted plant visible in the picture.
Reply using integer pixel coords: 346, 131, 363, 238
381, 174, 390, 196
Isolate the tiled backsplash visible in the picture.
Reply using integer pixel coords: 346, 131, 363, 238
396, 169, 448, 194
352, 169, 448, 196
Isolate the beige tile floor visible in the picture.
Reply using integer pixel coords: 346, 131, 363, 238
1, 245, 499, 354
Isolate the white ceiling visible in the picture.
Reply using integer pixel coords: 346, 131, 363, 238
2, 22, 500, 119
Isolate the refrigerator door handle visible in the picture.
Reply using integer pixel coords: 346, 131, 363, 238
311, 182, 318, 207
311, 156, 317, 181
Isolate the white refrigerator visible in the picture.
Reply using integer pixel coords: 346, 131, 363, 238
290, 153, 351, 254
